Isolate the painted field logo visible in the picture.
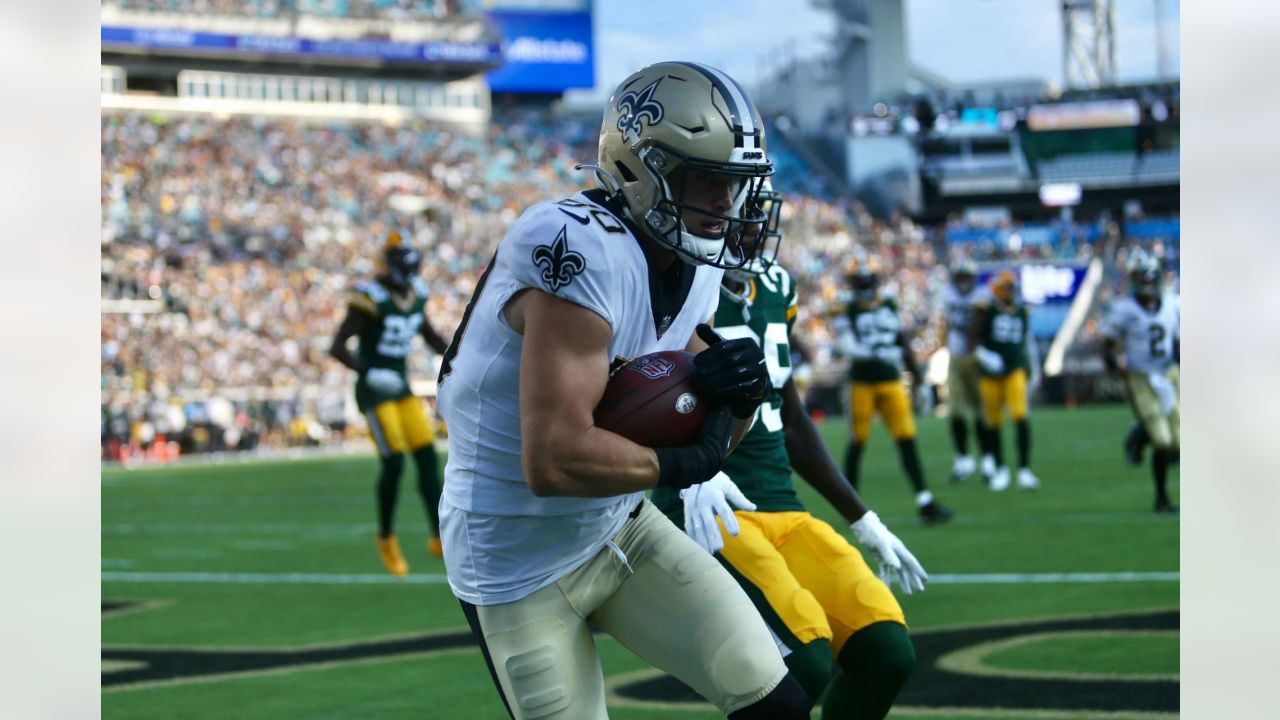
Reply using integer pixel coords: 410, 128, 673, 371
629, 355, 675, 380
608, 609, 1180, 717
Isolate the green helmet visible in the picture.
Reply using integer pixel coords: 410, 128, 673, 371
597, 61, 773, 268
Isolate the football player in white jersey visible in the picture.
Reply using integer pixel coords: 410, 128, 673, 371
939, 260, 994, 483
434, 62, 810, 719
1100, 250, 1180, 513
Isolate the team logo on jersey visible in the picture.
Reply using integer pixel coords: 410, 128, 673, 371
616, 78, 664, 144
629, 355, 675, 380
532, 226, 586, 292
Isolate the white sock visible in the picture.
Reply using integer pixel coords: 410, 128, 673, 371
915, 490, 934, 507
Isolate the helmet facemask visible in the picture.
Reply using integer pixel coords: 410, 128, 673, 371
1127, 251, 1163, 302
726, 187, 784, 284
851, 271, 879, 304
383, 245, 422, 291
636, 143, 772, 269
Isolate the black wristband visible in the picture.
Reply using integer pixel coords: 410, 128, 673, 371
653, 446, 700, 490
652, 407, 734, 489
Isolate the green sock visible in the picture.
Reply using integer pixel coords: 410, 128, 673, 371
376, 453, 405, 537
821, 621, 915, 719
895, 438, 927, 494
784, 639, 833, 710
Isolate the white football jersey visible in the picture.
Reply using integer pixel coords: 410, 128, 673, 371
436, 190, 723, 605
942, 283, 989, 356
1099, 292, 1180, 373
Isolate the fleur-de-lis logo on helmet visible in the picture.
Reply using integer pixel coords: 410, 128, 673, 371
532, 225, 587, 292
616, 78, 665, 144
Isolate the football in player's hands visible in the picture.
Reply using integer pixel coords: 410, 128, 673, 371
595, 351, 708, 447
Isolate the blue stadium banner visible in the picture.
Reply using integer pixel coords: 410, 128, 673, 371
101, 25, 501, 65
484, 10, 594, 93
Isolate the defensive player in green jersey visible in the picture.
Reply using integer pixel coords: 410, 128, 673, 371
329, 232, 453, 576
653, 195, 928, 717
833, 259, 953, 525
968, 270, 1041, 492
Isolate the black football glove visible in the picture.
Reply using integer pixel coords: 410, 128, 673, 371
693, 324, 768, 419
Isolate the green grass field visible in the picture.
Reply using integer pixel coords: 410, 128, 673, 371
102, 405, 1179, 719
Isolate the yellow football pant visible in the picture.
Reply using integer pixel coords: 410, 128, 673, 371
849, 381, 916, 443
366, 396, 435, 456
717, 510, 906, 658
979, 369, 1028, 427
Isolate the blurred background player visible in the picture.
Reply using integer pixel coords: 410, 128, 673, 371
833, 257, 953, 525
968, 270, 1041, 492
329, 231, 453, 575
654, 189, 927, 717
940, 259, 993, 483
1100, 250, 1180, 513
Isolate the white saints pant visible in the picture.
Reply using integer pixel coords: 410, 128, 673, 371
458, 499, 788, 719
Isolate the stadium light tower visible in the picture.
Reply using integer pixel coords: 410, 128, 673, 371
1062, 0, 1117, 88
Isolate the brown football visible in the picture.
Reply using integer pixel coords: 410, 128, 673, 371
594, 351, 707, 447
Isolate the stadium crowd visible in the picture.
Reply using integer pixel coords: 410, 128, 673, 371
101, 108, 1168, 459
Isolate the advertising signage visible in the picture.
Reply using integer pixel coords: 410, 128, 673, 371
484, 10, 594, 93
101, 25, 501, 66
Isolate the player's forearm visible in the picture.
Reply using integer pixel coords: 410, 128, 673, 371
784, 417, 868, 524
328, 344, 364, 374
422, 324, 451, 356
522, 425, 659, 497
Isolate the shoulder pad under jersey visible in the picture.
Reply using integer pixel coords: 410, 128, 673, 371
497, 197, 622, 329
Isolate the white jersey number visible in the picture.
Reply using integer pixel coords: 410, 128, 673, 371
378, 314, 423, 358
718, 321, 790, 432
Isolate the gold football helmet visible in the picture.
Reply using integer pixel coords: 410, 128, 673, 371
597, 61, 773, 268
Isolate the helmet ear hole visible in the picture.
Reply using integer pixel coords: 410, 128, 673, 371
614, 161, 638, 183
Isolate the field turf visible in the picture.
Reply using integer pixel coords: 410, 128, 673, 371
103, 404, 1178, 719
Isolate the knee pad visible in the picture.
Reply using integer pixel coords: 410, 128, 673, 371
728, 671, 810, 720
783, 639, 833, 709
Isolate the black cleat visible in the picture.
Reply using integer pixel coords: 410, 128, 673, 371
1123, 423, 1146, 467
918, 501, 954, 526
1154, 499, 1179, 515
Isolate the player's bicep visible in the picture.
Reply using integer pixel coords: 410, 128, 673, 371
518, 290, 612, 455
330, 309, 368, 349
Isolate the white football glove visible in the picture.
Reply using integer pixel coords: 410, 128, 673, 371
850, 510, 928, 595
681, 472, 757, 555
364, 368, 407, 394
974, 346, 1005, 375
837, 331, 874, 360
1027, 372, 1042, 398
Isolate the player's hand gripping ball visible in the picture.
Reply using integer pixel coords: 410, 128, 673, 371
594, 351, 708, 447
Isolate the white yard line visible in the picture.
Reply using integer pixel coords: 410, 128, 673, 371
101, 570, 1178, 586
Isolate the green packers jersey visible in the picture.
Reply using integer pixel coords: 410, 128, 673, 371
350, 277, 429, 411
847, 298, 902, 382
652, 264, 804, 524
976, 301, 1029, 376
